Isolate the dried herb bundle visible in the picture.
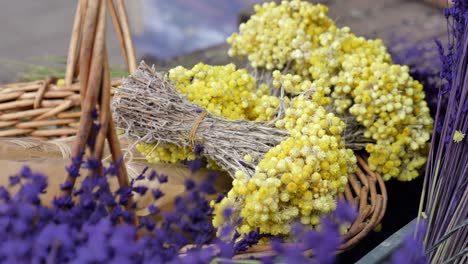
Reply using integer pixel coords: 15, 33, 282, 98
112, 62, 289, 178
417, 1, 467, 263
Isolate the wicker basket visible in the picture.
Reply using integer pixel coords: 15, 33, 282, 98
0, 0, 388, 258
0, 78, 121, 140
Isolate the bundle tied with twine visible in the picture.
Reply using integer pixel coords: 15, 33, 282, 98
112, 62, 289, 178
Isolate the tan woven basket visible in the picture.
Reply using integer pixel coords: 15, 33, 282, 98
0, 78, 122, 140
0, 0, 388, 257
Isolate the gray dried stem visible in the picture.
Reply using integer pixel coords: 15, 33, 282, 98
112, 62, 289, 178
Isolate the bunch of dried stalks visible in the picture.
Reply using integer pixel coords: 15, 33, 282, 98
112, 62, 289, 178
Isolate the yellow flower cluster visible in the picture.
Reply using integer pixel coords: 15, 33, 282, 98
365, 142, 428, 182
213, 95, 356, 235
169, 63, 279, 121
333, 63, 432, 181
137, 143, 195, 164
306, 26, 391, 83
137, 63, 281, 164
271, 70, 331, 106
227, 0, 333, 70
229, 0, 433, 181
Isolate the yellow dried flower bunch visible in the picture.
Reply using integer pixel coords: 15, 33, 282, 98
342, 64, 432, 181
169, 63, 280, 121
213, 95, 356, 235
228, 0, 433, 181
137, 63, 281, 164
227, 0, 333, 70
271, 70, 332, 106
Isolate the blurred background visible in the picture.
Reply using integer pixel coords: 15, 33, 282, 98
0, 0, 266, 83
0, 0, 446, 83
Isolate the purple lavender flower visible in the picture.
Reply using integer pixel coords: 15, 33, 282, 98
104, 161, 120, 176
185, 159, 205, 172
388, 222, 428, 264
194, 144, 205, 156
151, 189, 164, 200
53, 195, 74, 208
66, 152, 84, 178
234, 229, 263, 252
199, 172, 217, 194
184, 179, 196, 190
116, 186, 133, 205
8, 175, 20, 186
334, 201, 358, 223
157, 174, 169, 183
60, 180, 74, 191
148, 204, 160, 215
139, 216, 156, 231
0, 187, 10, 201
19, 166, 34, 179
214, 193, 225, 204
84, 158, 102, 171
132, 186, 149, 195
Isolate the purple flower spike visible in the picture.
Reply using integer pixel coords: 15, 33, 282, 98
66, 152, 84, 178
194, 144, 205, 156
222, 208, 233, 220
104, 162, 119, 176
157, 174, 168, 183
9, 175, 21, 186
90, 108, 99, 119
184, 179, 196, 191
334, 201, 358, 223
234, 229, 263, 252
148, 204, 160, 215
84, 159, 102, 170
388, 221, 428, 264
186, 159, 205, 172
53, 195, 74, 208
151, 189, 164, 200
19, 166, 33, 179
132, 186, 149, 195
60, 180, 74, 191
0, 186, 10, 201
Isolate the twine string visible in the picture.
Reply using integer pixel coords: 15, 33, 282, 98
189, 110, 208, 149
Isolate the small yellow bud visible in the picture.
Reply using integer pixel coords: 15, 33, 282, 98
453, 130, 465, 143
56, 79, 65, 86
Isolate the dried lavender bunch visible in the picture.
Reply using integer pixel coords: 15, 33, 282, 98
0, 160, 219, 263
417, 1, 468, 263
112, 62, 289, 178
0, 146, 361, 263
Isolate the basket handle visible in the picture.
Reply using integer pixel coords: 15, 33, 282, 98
63, 0, 131, 200
64, 0, 137, 87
